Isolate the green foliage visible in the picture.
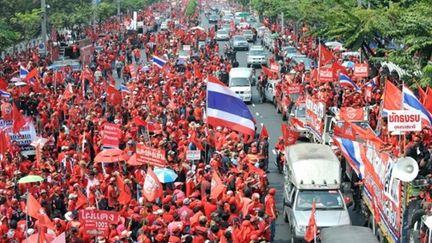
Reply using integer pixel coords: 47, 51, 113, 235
420, 64, 432, 88
97, 2, 116, 22
11, 8, 42, 41
185, 0, 197, 18
0, 19, 20, 51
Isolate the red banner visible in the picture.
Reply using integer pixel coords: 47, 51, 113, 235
318, 67, 333, 82
136, 144, 167, 167
287, 84, 303, 94
102, 123, 121, 148
79, 209, 120, 236
339, 107, 365, 121
354, 63, 368, 78
305, 96, 326, 139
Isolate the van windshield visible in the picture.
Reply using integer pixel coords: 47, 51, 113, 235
296, 190, 344, 210
295, 104, 306, 118
230, 78, 250, 87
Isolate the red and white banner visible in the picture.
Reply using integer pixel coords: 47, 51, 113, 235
287, 84, 303, 94
305, 96, 326, 139
387, 110, 422, 132
354, 63, 368, 78
339, 107, 365, 121
136, 144, 167, 167
79, 209, 120, 236
102, 123, 121, 148
318, 67, 333, 82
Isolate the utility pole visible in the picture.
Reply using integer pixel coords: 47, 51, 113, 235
92, 0, 97, 30
41, 0, 47, 55
117, 0, 121, 16
281, 12, 284, 34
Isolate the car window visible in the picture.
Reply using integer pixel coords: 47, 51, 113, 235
234, 36, 246, 41
296, 190, 344, 210
249, 50, 265, 55
230, 77, 250, 87
295, 104, 306, 117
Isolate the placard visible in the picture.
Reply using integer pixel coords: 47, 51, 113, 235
0, 119, 37, 156
387, 110, 421, 132
102, 123, 121, 148
354, 63, 368, 77
287, 84, 302, 94
136, 144, 167, 167
305, 96, 326, 140
79, 209, 120, 236
318, 67, 333, 82
186, 150, 201, 160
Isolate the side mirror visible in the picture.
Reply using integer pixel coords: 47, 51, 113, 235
284, 198, 292, 208
344, 196, 353, 208
341, 182, 351, 193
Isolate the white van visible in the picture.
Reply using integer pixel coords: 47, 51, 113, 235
229, 68, 253, 103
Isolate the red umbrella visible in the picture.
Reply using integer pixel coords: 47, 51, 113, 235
94, 148, 126, 163
126, 154, 145, 166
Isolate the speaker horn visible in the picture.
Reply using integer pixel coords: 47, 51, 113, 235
392, 157, 419, 182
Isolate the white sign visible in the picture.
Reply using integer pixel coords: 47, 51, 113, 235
0, 119, 37, 156
388, 110, 422, 132
186, 150, 201, 160
183, 45, 191, 51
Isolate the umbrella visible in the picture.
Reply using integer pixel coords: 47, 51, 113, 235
153, 167, 178, 183
10, 77, 20, 82
18, 175, 44, 184
15, 81, 27, 86
126, 154, 145, 166
94, 148, 126, 163
325, 41, 343, 49
342, 61, 355, 69
190, 26, 205, 31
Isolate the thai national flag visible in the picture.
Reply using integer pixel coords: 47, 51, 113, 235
19, 66, 29, 79
206, 76, 255, 136
120, 84, 131, 93
333, 137, 365, 179
152, 55, 167, 69
339, 74, 360, 91
402, 86, 432, 126
0, 90, 11, 98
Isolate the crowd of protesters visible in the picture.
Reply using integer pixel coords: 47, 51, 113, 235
0, 1, 282, 243
0, 0, 431, 242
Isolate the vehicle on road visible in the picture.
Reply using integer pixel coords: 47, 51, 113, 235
208, 14, 218, 23
288, 101, 309, 139
283, 143, 352, 243
246, 46, 267, 67
215, 29, 229, 41
242, 29, 254, 42
320, 226, 379, 243
228, 68, 253, 103
291, 55, 314, 70
231, 35, 249, 51
282, 46, 299, 59
263, 79, 279, 104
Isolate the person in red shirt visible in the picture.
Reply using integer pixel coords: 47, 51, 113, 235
265, 188, 277, 241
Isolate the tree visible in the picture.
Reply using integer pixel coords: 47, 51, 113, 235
185, 0, 197, 18
11, 8, 42, 42
0, 19, 20, 51
97, 2, 116, 23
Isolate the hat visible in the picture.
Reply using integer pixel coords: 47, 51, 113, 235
183, 198, 191, 205
269, 188, 276, 195
68, 193, 77, 200
120, 230, 132, 239
64, 211, 75, 221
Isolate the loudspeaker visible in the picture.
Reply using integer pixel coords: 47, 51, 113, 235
393, 157, 419, 182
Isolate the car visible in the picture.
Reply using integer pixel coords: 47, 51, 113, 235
282, 46, 298, 59
242, 29, 254, 42
208, 15, 218, 23
288, 101, 309, 138
222, 23, 231, 31
291, 55, 314, 70
215, 29, 229, 41
247, 48, 267, 67
263, 79, 279, 104
231, 35, 249, 51
237, 22, 250, 29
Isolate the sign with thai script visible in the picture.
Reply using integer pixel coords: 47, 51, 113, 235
186, 150, 201, 160
79, 209, 120, 236
0, 119, 36, 156
388, 110, 421, 132
136, 144, 167, 167
102, 123, 121, 148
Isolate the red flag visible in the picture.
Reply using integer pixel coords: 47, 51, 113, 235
211, 171, 225, 199
417, 84, 426, 104
24, 68, 38, 82
62, 83, 74, 100
0, 77, 8, 90
27, 194, 43, 219
75, 189, 87, 209
36, 213, 55, 230
190, 130, 204, 151
132, 116, 147, 127
383, 80, 402, 111
319, 44, 333, 66
281, 123, 298, 146
12, 104, 26, 134
194, 65, 203, 79
0, 130, 10, 155
259, 125, 269, 139
142, 167, 163, 202
116, 174, 132, 205
304, 201, 317, 242
424, 88, 432, 113
107, 85, 122, 106
332, 62, 348, 76
262, 65, 278, 79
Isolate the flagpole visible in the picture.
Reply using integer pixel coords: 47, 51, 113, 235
25, 188, 29, 243
318, 37, 321, 83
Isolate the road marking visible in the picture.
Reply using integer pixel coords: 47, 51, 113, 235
272, 149, 276, 155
